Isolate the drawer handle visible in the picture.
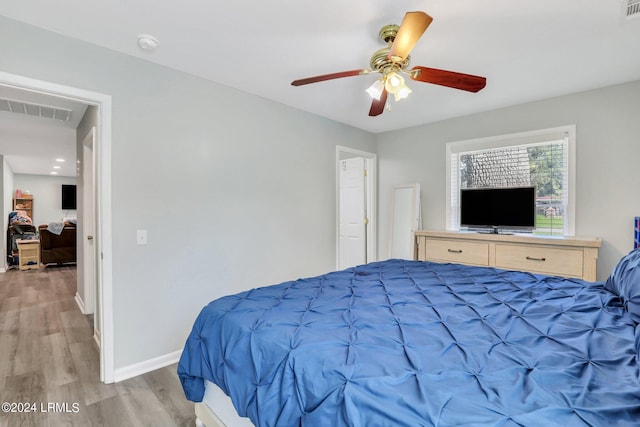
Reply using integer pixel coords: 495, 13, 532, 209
448, 249, 463, 254
526, 256, 546, 262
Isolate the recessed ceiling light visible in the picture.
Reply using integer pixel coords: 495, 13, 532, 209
53, 165, 61, 169
137, 34, 159, 51
50, 171, 58, 175
56, 158, 65, 162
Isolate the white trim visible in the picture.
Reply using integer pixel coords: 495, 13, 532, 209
0, 267, 6, 273
0, 71, 115, 383
98, 90, 114, 384
445, 125, 576, 235
113, 350, 182, 383
446, 126, 573, 154
566, 127, 577, 236
335, 146, 377, 269
74, 292, 87, 314
445, 146, 454, 232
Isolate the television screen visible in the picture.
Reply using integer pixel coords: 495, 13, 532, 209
460, 187, 535, 232
62, 184, 77, 210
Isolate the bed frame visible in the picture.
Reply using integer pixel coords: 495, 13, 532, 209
194, 381, 254, 427
195, 402, 225, 427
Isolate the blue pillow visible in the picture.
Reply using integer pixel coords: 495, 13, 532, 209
605, 249, 640, 324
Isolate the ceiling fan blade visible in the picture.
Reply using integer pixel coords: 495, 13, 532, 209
388, 12, 433, 61
291, 69, 369, 86
368, 89, 388, 116
410, 66, 487, 92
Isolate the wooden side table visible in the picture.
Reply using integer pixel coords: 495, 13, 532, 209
16, 239, 40, 270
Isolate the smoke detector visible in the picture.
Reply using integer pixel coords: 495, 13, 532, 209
137, 34, 159, 51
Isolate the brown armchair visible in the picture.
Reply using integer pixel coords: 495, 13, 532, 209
38, 223, 77, 265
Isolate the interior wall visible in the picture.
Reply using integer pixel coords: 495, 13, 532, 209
0, 16, 377, 369
1, 156, 14, 270
0, 157, 3, 270
13, 174, 77, 227
377, 79, 640, 281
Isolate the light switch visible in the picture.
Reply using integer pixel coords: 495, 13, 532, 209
136, 229, 148, 245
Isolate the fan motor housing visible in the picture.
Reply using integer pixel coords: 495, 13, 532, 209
379, 24, 400, 43
370, 24, 410, 74
370, 48, 410, 74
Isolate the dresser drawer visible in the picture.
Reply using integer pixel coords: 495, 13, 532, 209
423, 239, 489, 266
495, 244, 583, 277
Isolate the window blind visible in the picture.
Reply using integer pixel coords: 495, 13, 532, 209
448, 127, 573, 236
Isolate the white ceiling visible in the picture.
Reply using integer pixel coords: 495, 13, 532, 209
1, 1, 640, 160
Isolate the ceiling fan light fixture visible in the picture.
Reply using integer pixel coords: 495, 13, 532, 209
394, 85, 412, 101
366, 79, 385, 100
384, 71, 411, 101
384, 71, 404, 93
290, 11, 486, 117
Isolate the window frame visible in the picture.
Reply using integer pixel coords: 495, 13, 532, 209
445, 125, 576, 236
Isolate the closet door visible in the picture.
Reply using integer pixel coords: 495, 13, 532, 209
338, 157, 367, 269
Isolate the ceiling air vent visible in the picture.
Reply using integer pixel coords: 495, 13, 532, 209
627, 0, 640, 19
0, 97, 72, 121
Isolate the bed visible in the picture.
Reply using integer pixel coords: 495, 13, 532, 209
178, 252, 640, 426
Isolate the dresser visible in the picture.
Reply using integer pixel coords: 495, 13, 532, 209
415, 231, 602, 281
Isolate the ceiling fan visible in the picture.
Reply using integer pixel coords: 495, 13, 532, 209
291, 11, 487, 117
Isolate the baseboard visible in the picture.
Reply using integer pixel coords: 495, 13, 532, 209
74, 292, 87, 314
113, 349, 182, 383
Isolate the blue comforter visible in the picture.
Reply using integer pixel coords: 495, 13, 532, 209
178, 259, 640, 426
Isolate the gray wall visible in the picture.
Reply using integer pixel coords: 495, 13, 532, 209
1, 156, 14, 270
0, 16, 376, 368
377, 80, 640, 280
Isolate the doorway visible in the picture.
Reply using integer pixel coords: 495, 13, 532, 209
0, 71, 114, 383
336, 146, 377, 270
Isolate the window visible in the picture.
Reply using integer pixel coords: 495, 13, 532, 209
446, 125, 576, 236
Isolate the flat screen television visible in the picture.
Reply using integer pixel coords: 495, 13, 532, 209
61, 184, 77, 210
460, 186, 535, 233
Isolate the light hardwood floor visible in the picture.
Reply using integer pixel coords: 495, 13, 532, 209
0, 265, 196, 427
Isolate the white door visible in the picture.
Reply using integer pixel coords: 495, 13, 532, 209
338, 157, 367, 269
82, 128, 96, 320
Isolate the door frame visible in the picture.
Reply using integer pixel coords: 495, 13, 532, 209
0, 71, 114, 383
335, 146, 377, 269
